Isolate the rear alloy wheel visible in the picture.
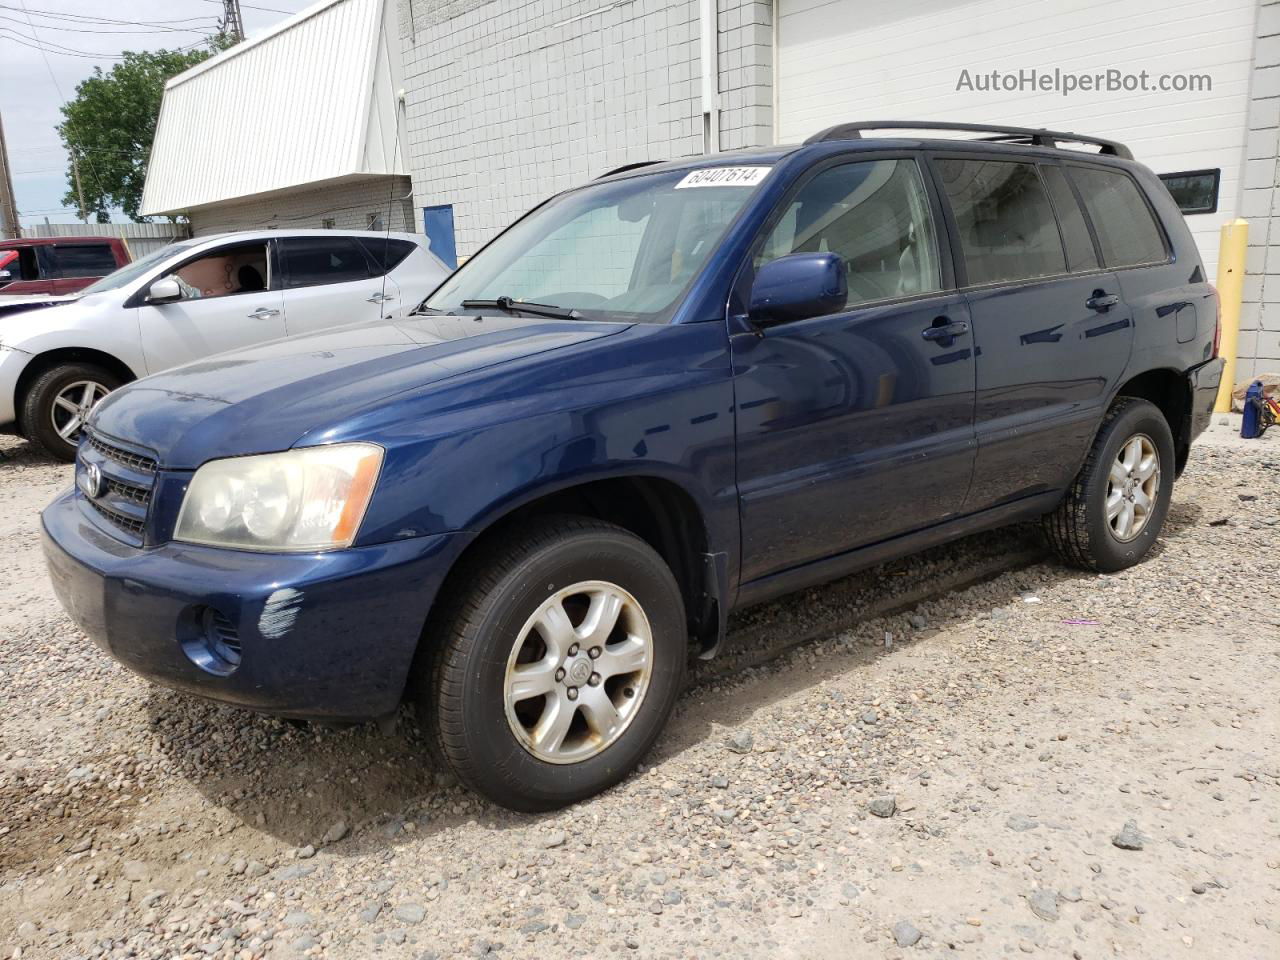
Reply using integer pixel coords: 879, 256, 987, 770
20, 362, 122, 462
420, 517, 686, 811
1044, 397, 1174, 572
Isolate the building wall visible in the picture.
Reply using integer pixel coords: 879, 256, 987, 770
400, 0, 774, 257
186, 175, 416, 236
1239, 0, 1280, 381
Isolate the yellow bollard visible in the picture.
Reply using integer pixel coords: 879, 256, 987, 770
1214, 218, 1248, 413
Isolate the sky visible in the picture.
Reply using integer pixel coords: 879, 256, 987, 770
1, 0, 310, 228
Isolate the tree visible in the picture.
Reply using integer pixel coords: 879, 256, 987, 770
58, 39, 233, 223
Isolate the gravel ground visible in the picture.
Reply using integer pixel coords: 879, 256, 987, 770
1, 419, 1277, 960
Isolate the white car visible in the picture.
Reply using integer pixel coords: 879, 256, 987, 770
0, 229, 449, 460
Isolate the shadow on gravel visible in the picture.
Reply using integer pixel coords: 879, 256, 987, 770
140, 502, 1207, 851
0, 437, 60, 469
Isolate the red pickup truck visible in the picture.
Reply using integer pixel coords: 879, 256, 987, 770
0, 236, 130, 296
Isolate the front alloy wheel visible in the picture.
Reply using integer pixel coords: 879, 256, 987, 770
420, 517, 686, 811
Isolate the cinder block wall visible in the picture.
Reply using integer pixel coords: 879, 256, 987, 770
1239, 0, 1280, 381
400, 0, 774, 257
187, 176, 416, 237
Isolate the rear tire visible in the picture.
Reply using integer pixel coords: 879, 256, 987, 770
418, 517, 686, 811
20, 362, 121, 462
1043, 397, 1174, 572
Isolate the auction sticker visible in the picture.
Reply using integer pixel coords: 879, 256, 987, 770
675, 167, 770, 188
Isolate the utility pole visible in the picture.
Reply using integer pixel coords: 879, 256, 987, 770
71, 154, 87, 223
0, 111, 19, 238
221, 0, 245, 42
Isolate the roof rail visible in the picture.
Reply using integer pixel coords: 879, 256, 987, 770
802, 121, 1133, 160
596, 160, 664, 179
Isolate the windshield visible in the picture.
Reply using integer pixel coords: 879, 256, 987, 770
81, 241, 198, 295
423, 166, 772, 323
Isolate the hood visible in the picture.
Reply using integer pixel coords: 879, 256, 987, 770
89, 314, 628, 468
0, 295, 84, 325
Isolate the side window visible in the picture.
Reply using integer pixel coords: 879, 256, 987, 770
53, 244, 119, 278
758, 158, 941, 305
166, 243, 270, 299
1040, 166, 1099, 273
1068, 166, 1167, 268
935, 158, 1066, 286
357, 237, 416, 275
281, 237, 373, 288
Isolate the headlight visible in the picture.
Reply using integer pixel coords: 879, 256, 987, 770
175, 443, 384, 551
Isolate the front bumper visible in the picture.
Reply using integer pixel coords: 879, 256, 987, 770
0, 347, 27, 428
42, 486, 463, 720
1187, 356, 1225, 443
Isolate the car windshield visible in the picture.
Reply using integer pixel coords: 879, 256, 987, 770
80, 241, 198, 295
422, 166, 772, 323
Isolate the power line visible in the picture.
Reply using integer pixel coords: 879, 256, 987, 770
196, 0, 297, 15
0, 15, 221, 35
0, 28, 129, 59
0, 4, 219, 27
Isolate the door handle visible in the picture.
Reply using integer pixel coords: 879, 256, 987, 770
1086, 291, 1119, 312
248, 307, 280, 320
921, 318, 969, 342
366, 292, 395, 303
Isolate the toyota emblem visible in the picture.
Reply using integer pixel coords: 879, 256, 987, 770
79, 461, 104, 500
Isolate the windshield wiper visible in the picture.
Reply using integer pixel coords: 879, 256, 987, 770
459, 296, 580, 320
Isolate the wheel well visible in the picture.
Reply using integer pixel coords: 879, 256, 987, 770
14, 348, 137, 426
447, 477, 713, 645
1115, 368, 1191, 475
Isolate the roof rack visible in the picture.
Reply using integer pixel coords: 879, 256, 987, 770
597, 160, 664, 179
802, 121, 1133, 160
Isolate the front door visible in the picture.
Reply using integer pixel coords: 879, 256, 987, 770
137, 239, 285, 373
731, 156, 977, 583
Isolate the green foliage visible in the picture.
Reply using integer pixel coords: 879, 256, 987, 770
58, 37, 235, 222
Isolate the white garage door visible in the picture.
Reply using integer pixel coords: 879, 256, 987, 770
776, 0, 1260, 275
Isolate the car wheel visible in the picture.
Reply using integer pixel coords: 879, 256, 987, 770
1043, 397, 1175, 572
20, 362, 122, 462
419, 517, 686, 811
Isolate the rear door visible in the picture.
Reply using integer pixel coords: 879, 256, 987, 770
278, 235, 389, 336
731, 154, 978, 583
928, 154, 1133, 512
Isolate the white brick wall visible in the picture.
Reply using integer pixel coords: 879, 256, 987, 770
400, 0, 774, 256
187, 175, 416, 236
1239, 0, 1280, 381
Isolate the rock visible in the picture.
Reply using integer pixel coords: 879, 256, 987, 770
1112, 820, 1144, 851
282, 911, 313, 928
861, 709, 879, 725
1060, 887, 1083, 903
68, 836, 91, 854
710, 774, 729, 789
121, 860, 149, 883
725, 729, 754, 754
395, 903, 426, 925
16, 921, 38, 941
296, 844, 316, 859
1006, 814, 1039, 832
519, 920, 549, 934
564, 914, 587, 930
290, 935, 316, 953
542, 830, 567, 849
1191, 883, 1206, 895
322, 821, 349, 845
868, 795, 897, 818
1027, 889, 1059, 921
892, 920, 922, 947
246, 860, 268, 878
648, 900, 664, 915
358, 901, 383, 923
275, 864, 316, 882
908, 613, 927, 630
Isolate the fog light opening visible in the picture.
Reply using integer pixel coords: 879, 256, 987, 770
180, 606, 242, 676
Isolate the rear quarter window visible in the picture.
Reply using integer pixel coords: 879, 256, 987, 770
357, 237, 416, 274
53, 244, 120, 278
1067, 166, 1168, 268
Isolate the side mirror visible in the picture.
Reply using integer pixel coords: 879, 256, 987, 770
0, 270, 11, 281
749, 252, 848, 327
146, 277, 183, 304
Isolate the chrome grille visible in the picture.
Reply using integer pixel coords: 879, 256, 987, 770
88, 434, 157, 474
87, 497, 147, 537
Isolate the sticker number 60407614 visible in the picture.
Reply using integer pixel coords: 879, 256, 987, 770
674, 167, 771, 189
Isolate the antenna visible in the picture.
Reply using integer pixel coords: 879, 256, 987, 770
220, 0, 245, 42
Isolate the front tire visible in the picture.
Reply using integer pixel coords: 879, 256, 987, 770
20, 362, 121, 462
1044, 397, 1174, 572
419, 517, 686, 811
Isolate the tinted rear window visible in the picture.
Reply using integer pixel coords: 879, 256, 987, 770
1067, 166, 1167, 268
53, 244, 118, 278
935, 158, 1065, 287
1040, 165, 1099, 273
281, 237, 373, 287
357, 237, 416, 274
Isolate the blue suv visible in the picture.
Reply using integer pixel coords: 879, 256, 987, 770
43, 122, 1224, 810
